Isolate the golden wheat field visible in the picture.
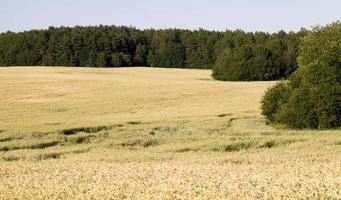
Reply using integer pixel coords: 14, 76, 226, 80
0, 67, 340, 199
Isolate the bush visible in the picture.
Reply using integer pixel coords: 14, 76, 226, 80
261, 22, 341, 129
277, 85, 318, 128
261, 81, 291, 122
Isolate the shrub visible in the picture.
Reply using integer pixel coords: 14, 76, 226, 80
261, 81, 291, 122
278, 85, 318, 128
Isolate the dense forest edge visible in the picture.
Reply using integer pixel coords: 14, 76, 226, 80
0, 25, 307, 81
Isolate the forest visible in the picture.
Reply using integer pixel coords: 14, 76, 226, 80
0, 26, 306, 81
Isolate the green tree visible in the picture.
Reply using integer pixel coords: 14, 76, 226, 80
96, 52, 106, 67
212, 48, 244, 81
111, 52, 122, 67
261, 22, 341, 129
133, 43, 148, 66
147, 30, 185, 67
111, 52, 132, 67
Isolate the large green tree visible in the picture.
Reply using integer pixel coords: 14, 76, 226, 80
261, 22, 341, 129
147, 29, 185, 67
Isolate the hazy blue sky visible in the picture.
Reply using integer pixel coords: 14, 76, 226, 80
1, 0, 340, 33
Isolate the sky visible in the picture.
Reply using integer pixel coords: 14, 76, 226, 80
1, 0, 340, 33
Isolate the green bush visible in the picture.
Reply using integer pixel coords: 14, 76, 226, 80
278, 85, 318, 128
261, 22, 341, 129
261, 81, 291, 122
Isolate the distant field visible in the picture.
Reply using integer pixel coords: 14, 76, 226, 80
0, 67, 340, 199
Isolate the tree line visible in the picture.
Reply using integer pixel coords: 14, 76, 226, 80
0, 25, 306, 80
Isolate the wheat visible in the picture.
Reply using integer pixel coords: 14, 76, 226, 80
0, 67, 340, 199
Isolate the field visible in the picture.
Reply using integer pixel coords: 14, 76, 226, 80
0, 67, 340, 199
